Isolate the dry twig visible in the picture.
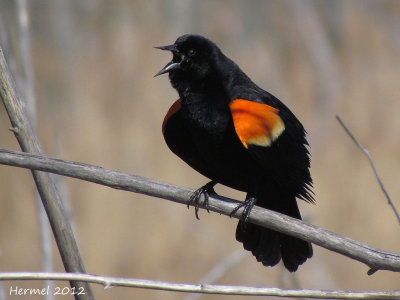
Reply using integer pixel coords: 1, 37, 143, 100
0, 272, 399, 299
336, 115, 400, 225
183, 249, 248, 300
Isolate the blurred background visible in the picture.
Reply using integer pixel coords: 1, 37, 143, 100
0, 0, 399, 299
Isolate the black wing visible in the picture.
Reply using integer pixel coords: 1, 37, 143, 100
229, 97, 313, 202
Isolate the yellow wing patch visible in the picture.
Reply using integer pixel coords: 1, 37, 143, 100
229, 99, 285, 149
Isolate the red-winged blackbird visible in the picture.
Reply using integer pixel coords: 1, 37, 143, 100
156, 34, 314, 272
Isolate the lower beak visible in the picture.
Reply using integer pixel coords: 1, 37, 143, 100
154, 61, 181, 77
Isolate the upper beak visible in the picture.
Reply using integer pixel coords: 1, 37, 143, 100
154, 44, 178, 52
154, 44, 181, 77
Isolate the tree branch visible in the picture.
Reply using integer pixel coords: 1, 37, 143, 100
0, 272, 399, 299
0, 148, 399, 275
0, 46, 93, 299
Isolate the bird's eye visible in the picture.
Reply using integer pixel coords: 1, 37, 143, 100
187, 49, 196, 57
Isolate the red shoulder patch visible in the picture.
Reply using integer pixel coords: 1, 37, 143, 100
229, 99, 285, 149
162, 99, 182, 134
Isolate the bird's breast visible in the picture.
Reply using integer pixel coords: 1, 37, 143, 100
181, 96, 230, 137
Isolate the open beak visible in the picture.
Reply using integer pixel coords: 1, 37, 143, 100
154, 44, 181, 77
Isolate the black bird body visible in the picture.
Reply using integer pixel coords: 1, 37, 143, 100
157, 34, 313, 271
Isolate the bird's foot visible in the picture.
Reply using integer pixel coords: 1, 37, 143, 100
188, 181, 217, 220
229, 196, 256, 224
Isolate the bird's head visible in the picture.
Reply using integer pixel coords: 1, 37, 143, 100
155, 34, 220, 82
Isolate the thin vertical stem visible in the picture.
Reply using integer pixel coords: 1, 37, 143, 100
336, 116, 400, 225
0, 44, 94, 299
16, 1, 54, 299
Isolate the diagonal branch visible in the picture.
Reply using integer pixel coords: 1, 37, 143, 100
183, 249, 249, 300
336, 115, 400, 225
0, 272, 399, 299
0, 46, 93, 299
0, 148, 399, 274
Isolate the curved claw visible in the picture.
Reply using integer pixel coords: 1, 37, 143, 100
188, 181, 217, 220
229, 197, 256, 225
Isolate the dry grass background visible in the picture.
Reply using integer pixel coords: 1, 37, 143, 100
0, 1, 399, 299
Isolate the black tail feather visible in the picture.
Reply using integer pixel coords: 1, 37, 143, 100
236, 221, 282, 267
281, 234, 313, 272
235, 193, 312, 272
